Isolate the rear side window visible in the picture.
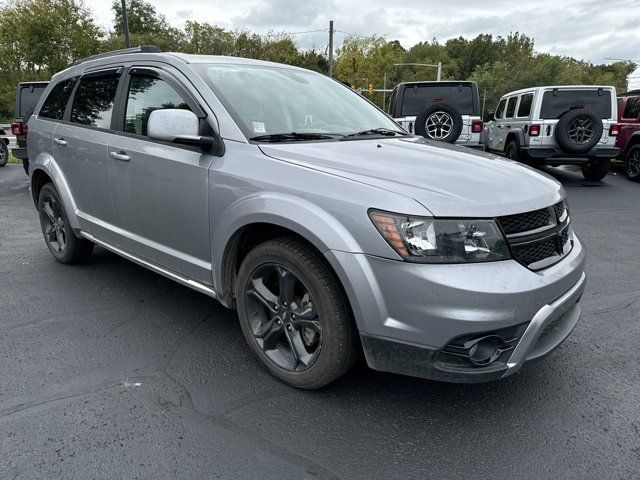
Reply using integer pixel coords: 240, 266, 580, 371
388, 88, 397, 115
39, 79, 76, 120
123, 74, 191, 136
401, 84, 475, 116
70, 73, 120, 129
495, 99, 507, 119
505, 97, 517, 118
517, 93, 534, 117
540, 89, 612, 119
622, 97, 640, 119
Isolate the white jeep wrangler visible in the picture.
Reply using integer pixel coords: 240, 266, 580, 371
388, 81, 484, 149
485, 85, 620, 181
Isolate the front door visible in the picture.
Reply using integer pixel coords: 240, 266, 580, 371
108, 67, 215, 284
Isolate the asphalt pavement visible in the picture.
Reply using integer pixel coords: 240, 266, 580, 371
1, 163, 639, 479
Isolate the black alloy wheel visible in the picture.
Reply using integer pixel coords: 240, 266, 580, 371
625, 145, 640, 182
39, 190, 67, 255
244, 263, 322, 372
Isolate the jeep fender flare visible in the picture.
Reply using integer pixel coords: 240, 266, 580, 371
504, 129, 526, 151
30, 153, 81, 231
623, 131, 640, 155
211, 192, 363, 290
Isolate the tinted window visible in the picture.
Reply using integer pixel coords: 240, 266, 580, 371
39, 79, 76, 120
517, 93, 534, 117
70, 73, 120, 128
505, 97, 517, 118
401, 84, 475, 116
622, 97, 640, 119
388, 88, 398, 115
124, 75, 191, 136
495, 99, 507, 119
540, 89, 612, 119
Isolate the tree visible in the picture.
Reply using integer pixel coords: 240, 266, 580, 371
0, 0, 103, 118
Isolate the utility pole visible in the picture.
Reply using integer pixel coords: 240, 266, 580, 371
328, 20, 334, 78
437, 62, 442, 81
121, 0, 131, 48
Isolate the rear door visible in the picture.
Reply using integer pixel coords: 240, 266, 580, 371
51, 68, 122, 240
107, 65, 215, 284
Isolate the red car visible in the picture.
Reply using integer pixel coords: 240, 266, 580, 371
617, 90, 640, 181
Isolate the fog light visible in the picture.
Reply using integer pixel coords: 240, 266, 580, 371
468, 336, 508, 366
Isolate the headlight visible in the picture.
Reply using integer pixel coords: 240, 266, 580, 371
369, 210, 511, 263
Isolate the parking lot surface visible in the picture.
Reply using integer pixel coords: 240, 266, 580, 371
1, 163, 639, 479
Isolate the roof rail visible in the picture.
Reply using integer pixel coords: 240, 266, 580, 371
68, 45, 162, 67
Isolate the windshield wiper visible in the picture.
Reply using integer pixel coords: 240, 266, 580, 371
345, 128, 407, 138
249, 132, 343, 142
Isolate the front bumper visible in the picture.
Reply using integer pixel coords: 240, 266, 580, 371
326, 233, 586, 383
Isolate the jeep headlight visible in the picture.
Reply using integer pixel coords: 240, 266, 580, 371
369, 210, 511, 263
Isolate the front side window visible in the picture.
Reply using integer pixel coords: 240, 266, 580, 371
70, 73, 120, 129
505, 97, 518, 118
124, 75, 191, 136
193, 64, 403, 139
495, 99, 507, 119
622, 97, 640, 119
517, 93, 534, 118
39, 78, 76, 120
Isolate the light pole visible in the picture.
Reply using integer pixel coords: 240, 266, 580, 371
121, 0, 131, 48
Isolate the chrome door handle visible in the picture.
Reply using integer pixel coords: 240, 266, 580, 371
110, 151, 130, 162
53, 137, 67, 146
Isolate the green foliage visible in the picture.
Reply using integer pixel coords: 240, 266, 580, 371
0, 0, 635, 118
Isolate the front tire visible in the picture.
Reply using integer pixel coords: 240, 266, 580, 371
38, 183, 94, 264
581, 158, 611, 181
235, 237, 358, 389
624, 145, 640, 182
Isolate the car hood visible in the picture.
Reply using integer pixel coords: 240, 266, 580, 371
259, 137, 564, 217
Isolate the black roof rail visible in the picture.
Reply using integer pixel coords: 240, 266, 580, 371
68, 45, 161, 67
619, 89, 640, 97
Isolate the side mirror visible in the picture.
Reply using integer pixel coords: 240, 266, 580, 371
486, 110, 495, 121
148, 109, 215, 148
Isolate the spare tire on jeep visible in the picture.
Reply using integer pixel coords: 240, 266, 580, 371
415, 103, 463, 143
554, 108, 603, 154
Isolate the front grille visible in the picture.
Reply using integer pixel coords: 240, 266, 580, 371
498, 201, 572, 270
512, 237, 559, 265
498, 207, 552, 235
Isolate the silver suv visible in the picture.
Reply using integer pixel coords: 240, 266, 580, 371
27, 47, 586, 389
485, 85, 620, 181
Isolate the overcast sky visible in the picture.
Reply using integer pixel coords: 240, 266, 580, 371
87, 0, 640, 88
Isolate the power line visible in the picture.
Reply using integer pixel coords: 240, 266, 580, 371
265, 29, 327, 37
334, 30, 368, 39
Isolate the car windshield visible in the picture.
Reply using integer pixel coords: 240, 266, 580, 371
540, 89, 613, 119
193, 63, 404, 140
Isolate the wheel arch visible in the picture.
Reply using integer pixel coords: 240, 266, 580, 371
623, 132, 640, 156
504, 129, 525, 151
30, 155, 80, 230
212, 193, 363, 307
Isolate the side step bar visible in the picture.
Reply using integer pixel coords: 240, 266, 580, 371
80, 232, 218, 299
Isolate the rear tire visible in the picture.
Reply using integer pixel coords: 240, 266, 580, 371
624, 144, 640, 182
581, 158, 610, 181
235, 237, 358, 389
0, 141, 8, 167
37, 183, 94, 264
505, 140, 521, 162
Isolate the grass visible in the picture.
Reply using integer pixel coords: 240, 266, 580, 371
7, 150, 20, 163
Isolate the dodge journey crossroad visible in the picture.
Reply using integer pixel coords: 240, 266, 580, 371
26, 46, 586, 389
